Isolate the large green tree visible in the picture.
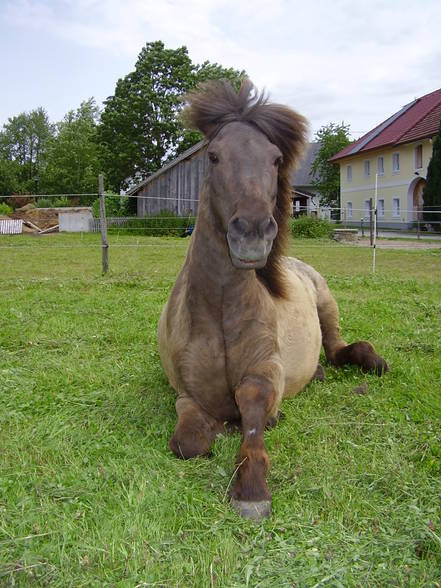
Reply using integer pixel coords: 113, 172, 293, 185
40, 99, 101, 202
0, 108, 54, 194
310, 122, 351, 208
423, 121, 441, 228
98, 41, 245, 191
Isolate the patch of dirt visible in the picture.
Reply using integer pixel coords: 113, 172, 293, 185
11, 207, 59, 231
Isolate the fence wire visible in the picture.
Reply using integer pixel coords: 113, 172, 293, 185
1, 192, 440, 278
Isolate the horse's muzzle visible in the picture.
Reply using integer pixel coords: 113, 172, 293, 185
227, 215, 278, 269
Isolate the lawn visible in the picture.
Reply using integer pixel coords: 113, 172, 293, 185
0, 233, 440, 587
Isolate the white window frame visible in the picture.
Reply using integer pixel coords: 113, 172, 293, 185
392, 152, 400, 174
414, 144, 423, 170
364, 200, 371, 218
346, 201, 353, 219
392, 198, 400, 218
346, 165, 352, 182
377, 156, 384, 176
364, 160, 371, 177
378, 199, 385, 217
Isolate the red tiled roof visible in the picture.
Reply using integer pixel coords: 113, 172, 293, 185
330, 87, 441, 162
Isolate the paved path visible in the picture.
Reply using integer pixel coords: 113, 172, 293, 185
359, 230, 441, 241
356, 237, 441, 249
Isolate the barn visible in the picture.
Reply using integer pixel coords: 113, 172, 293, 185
127, 141, 324, 217
128, 141, 207, 217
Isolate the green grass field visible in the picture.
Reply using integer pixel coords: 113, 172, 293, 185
1, 233, 440, 587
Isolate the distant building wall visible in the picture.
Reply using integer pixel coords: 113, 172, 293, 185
340, 139, 434, 228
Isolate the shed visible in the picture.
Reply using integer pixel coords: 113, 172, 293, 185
128, 141, 207, 217
59, 208, 94, 232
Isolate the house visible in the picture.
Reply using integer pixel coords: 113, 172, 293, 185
127, 141, 326, 218
330, 87, 441, 228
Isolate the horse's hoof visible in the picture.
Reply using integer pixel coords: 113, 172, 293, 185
231, 499, 271, 521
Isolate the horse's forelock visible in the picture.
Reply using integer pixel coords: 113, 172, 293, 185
183, 79, 308, 162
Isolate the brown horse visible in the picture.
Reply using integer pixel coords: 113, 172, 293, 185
158, 80, 387, 521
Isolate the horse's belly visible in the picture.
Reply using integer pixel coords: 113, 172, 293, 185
277, 285, 322, 398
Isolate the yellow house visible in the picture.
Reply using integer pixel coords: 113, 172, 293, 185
330, 88, 441, 228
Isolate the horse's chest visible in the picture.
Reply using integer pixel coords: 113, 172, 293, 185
181, 304, 276, 421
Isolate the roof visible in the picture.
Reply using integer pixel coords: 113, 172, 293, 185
291, 142, 321, 186
330, 87, 441, 162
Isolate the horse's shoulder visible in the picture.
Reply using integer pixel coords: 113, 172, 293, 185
280, 256, 326, 303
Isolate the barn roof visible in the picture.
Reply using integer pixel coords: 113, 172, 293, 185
330, 87, 441, 162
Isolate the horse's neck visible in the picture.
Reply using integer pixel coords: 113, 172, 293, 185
186, 204, 256, 302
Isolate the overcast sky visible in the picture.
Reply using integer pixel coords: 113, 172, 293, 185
2, 0, 441, 140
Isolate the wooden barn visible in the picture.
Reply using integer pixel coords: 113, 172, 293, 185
127, 141, 208, 217
127, 141, 324, 217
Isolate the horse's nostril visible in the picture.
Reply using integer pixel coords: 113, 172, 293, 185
259, 217, 278, 239
230, 217, 249, 237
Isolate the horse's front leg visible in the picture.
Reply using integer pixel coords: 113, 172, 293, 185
231, 372, 280, 521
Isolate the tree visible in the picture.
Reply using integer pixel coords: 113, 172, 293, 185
310, 122, 351, 208
98, 41, 245, 191
40, 99, 101, 203
0, 108, 54, 194
423, 121, 441, 229
0, 159, 21, 196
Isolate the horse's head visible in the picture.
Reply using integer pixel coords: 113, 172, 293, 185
183, 80, 308, 274
206, 121, 281, 269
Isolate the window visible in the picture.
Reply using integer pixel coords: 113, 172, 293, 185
346, 165, 352, 182
414, 144, 423, 169
346, 201, 353, 219
392, 153, 400, 173
378, 199, 385, 217
364, 160, 371, 177
364, 200, 371, 218
377, 156, 384, 175
392, 198, 400, 217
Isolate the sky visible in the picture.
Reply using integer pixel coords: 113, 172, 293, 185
1, 0, 441, 140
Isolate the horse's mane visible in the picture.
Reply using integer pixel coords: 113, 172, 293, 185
183, 79, 308, 298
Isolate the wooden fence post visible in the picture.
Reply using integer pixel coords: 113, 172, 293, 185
99, 174, 109, 274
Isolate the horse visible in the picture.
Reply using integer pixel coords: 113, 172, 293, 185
158, 80, 388, 521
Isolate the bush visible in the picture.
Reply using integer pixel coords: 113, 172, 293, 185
36, 197, 71, 208
0, 203, 13, 216
290, 216, 333, 239
92, 194, 129, 218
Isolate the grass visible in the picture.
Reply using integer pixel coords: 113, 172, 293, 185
0, 233, 440, 587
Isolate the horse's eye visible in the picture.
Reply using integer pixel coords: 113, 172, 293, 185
274, 156, 283, 167
208, 152, 219, 164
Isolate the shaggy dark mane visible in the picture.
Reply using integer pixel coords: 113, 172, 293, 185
183, 79, 308, 298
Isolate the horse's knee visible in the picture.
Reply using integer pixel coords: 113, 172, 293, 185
333, 341, 388, 376
169, 401, 217, 459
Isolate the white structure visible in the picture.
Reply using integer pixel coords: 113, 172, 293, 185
59, 208, 94, 232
